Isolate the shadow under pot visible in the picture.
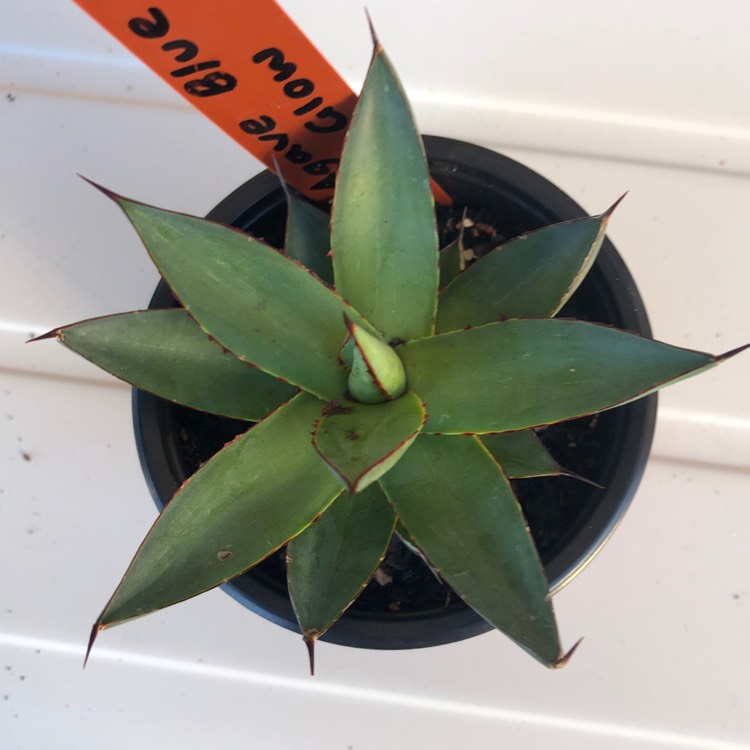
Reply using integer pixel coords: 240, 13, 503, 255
133, 135, 657, 650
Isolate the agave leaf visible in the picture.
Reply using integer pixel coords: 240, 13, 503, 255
92, 392, 342, 638
331, 43, 438, 342
313, 391, 426, 494
439, 237, 466, 289
401, 319, 735, 434
345, 318, 407, 404
284, 190, 333, 285
439, 237, 463, 290
287, 483, 396, 672
482, 429, 576, 480
380, 434, 565, 667
43, 309, 295, 420
98, 187, 371, 401
437, 204, 619, 332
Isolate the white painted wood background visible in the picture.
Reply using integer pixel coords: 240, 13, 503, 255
2, 1, 749, 747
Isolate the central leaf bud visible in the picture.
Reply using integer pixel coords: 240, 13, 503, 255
344, 318, 407, 404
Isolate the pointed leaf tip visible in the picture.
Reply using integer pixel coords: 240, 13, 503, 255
96, 394, 342, 629
288, 484, 396, 642
717, 341, 750, 362
437, 209, 615, 330
602, 192, 628, 222
364, 8, 381, 51
77, 174, 123, 204
48, 310, 296, 420
381, 435, 562, 664
560, 469, 604, 489
304, 634, 317, 676
331, 40, 438, 341
26, 327, 61, 343
482, 429, 604, 485
404, 320, 724, 434
551, 637, 584, 669
84, 620, 102, 668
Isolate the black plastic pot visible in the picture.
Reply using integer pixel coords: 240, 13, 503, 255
133, 136, 656, 649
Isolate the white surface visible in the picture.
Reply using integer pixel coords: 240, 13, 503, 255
2, 1, 749, 748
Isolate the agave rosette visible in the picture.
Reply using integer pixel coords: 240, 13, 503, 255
42, 41, 745, 671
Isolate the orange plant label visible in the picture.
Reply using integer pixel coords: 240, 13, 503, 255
73, 1, 357, 200
73, 1, 451, 204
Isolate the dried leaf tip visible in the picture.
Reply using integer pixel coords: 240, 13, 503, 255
84, 620, 103, 669
364, 9, 382, 52
77, 174, 122, 204
303, 633, 317, 676
716, 341, 750, 363
26, 327, 61, 343
601, 192, 628, 222
560, 468, 604, 490
550, 637, 583, 669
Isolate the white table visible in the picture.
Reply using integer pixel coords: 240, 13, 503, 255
2, 2, 749, 747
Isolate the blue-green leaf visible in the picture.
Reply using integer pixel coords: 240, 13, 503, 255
437, 204, 619, 332
313, 391, 426, 494
482, 429, 584, 481
103, 188, 370, 401
401, 319, 729, 434
287, 484, 396, 672
284, 191, 333, 285
47, 309, 295, 420
93, 393, 342, 635
380, 434, 567, 667
331, 45, 438, 341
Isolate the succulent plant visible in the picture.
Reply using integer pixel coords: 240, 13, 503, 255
38, 37, 746, 673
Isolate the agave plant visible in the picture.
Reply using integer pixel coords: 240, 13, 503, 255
38, 38, 746, 673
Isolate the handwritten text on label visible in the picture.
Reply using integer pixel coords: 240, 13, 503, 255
126, 8, 347, 193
